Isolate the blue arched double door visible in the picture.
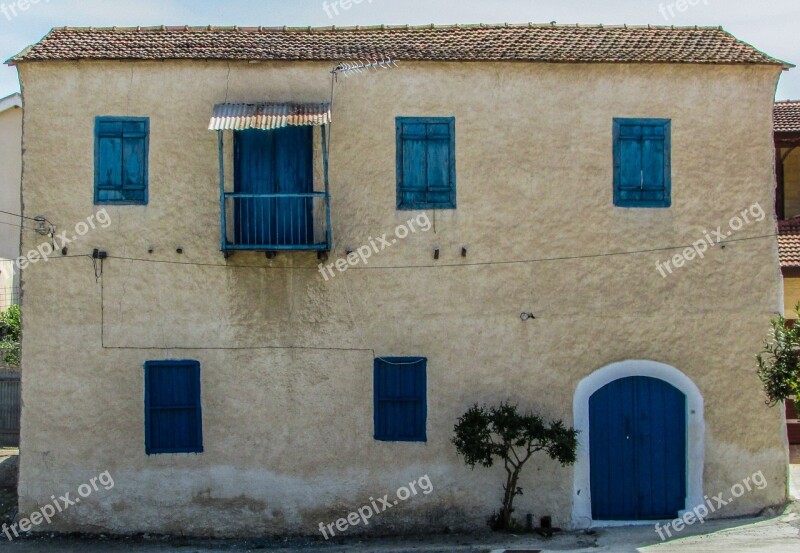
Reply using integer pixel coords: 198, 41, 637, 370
589, 376, 686, 520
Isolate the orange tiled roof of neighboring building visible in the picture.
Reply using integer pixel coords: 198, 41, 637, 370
778, 218, 800, 268
8, 24, 790, 66
775, 101, 800, 134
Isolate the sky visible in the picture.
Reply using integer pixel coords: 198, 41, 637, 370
0, 0, 798, 99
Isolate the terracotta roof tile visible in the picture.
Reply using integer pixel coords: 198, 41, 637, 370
8, 24, 790, 66
778, 218, 800, 268
775, 101, 800, 133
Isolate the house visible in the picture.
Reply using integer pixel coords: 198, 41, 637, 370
0, 92, 21, 311
7, 24, 791, 536
774, 100, 800, 446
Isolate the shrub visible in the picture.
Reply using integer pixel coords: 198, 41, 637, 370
452, 402, 578, 531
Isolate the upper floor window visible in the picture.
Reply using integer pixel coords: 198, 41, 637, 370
374, 357, 427, 442
396, 117, 456, 210
613, 118, 671, 208
144, 360, 203, 455
95, 116, 149, 205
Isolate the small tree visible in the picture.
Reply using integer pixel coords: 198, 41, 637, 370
452, 402, 578, 531
757, 306, 800, 410
0, 305, 20, 366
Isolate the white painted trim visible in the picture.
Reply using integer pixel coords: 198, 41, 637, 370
0, 93, 21, 114
571, 360, 705, 529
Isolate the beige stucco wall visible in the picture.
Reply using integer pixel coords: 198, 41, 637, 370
16, 59, 787, 536
0, 102, 21, 309
782, 148, 800, 218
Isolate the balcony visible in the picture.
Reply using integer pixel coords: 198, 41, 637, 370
211, 102, 333, 255
221, 192, 330, 252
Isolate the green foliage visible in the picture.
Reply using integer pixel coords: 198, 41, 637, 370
452, 402, 578, 532
0, 305, 20, 366
757, 306, 800, 410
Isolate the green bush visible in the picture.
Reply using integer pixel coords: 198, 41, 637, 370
757, 306, 800, 411
0, 305, 20, 366
452, 402, 578, 531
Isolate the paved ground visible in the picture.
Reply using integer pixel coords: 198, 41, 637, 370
0, 502, 797, 552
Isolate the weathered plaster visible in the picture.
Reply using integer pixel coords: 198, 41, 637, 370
15, 59, 787, 536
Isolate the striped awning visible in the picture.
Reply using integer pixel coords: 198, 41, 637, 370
209, 102, 331, 131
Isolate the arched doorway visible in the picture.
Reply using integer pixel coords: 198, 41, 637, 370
589, 376, 686, 520
572, 360, 705, 527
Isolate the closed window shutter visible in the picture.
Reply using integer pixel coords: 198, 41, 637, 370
425, 122, 454, 205
399, 122, 428, 207
145, 361, 203, 454
122, 121, 148, 197
397, 118, 456, 209
374, 357, 427, 441
614, 119, 671, 208
95, 117, 149, 204
97, 121, 123, 189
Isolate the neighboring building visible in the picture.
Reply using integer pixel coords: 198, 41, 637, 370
774, 100, 800, 445
0, 92, 21, 311
8, 24, 791, 536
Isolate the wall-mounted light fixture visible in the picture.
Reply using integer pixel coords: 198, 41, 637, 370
520, 312, 536, 321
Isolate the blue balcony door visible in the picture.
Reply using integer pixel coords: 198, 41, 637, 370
589, 376, 686, 520
233, 127, 314, 246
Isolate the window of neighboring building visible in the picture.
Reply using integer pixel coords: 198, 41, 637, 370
396, 117, 456, 210
613, 118, 671, 208
95, 116, 149, 205
374, 357, 427, 442
144, 360, 203, 454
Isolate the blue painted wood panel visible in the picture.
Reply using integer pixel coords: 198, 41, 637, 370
396, 117, 456, 210
95, 117, 149, 205
144, 360, 203, 455
234, 127, 314, 246
590, 376, 686, 520
613, 118, 671, 208
374, 357, 427, 442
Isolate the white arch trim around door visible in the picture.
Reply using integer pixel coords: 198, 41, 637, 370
571, 360, 705, 529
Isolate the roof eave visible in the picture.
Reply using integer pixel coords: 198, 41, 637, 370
0, 93, 22, 113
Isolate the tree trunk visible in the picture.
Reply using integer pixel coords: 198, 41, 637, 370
502, 469, 521, 530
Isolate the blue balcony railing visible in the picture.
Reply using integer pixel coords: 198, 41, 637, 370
221, 192, 332, 252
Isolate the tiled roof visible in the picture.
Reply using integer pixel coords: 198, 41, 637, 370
778, 218, 800, 268
775, 101, 800, 133
8, 24, 790, 66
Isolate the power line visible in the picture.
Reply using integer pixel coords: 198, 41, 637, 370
45, 232, 779, 271
0, 209, 46, 223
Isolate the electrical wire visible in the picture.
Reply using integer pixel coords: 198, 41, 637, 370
0, 220, 41, 232
45, 232, 780, 271
0, 209, 42, 222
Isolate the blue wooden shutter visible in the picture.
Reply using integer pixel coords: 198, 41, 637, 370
95, 117, 149, 204
374, 357, 427, 442
397, 118, 456, 210
96, 120, 123, 191
144, 360, 203, 454
613, 119, 671, 208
